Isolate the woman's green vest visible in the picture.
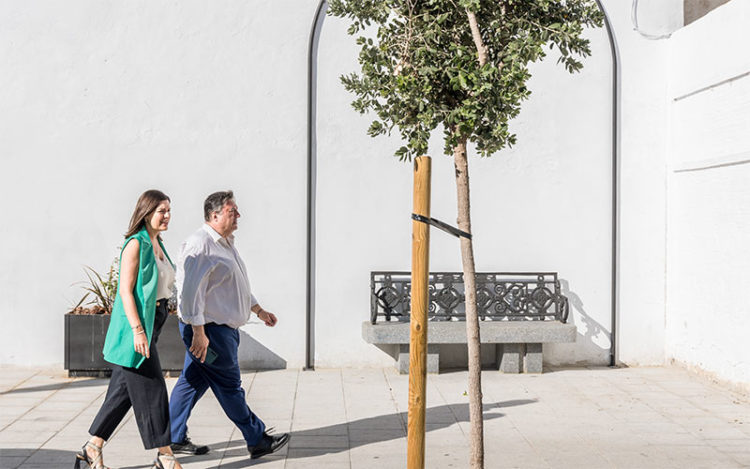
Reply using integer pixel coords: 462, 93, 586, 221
102, 226, 173, 369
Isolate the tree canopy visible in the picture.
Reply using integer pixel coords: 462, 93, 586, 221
328, 0, 603, 160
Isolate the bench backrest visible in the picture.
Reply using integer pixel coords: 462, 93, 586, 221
370, 271, 569, 324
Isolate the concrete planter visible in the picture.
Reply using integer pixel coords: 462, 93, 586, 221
64, 314, 185, 377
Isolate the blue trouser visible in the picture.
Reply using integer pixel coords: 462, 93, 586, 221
169, 321, 265, 447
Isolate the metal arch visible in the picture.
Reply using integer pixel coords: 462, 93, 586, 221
592, 0, 621, 368
306, 0, 621, 369
306, 0, 328, 371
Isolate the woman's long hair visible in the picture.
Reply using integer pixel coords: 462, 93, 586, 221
124, 190, 171, 239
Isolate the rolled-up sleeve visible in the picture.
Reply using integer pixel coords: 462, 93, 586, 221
177, 243, 215, 326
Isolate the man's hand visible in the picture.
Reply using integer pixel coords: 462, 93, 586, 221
190, 325, 209, 362
258, 309, 278, 327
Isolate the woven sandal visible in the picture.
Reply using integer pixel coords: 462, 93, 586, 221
153, 451, 179, 469
74, 441, 111, 469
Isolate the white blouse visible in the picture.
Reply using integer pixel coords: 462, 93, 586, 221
155, 253, 176, 300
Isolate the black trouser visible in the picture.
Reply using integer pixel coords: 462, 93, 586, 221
88, 299, 171, 449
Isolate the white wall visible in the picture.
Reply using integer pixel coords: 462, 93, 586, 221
604, 0, 671, 366
0, 1, 624, 370
0, 1, 312, 368
3, 1, 746, 386
632, 0, 684, 37
665, 1, 750, 386
315, 9, 613, 367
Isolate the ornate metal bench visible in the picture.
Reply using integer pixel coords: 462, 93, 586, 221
362, 272, 576, 373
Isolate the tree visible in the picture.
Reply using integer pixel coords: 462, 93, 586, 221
328, 1, 602, 467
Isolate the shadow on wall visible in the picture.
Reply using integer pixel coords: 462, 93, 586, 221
238, 328, 287, 370
549, 278, 610, 365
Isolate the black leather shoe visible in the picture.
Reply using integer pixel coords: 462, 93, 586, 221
171, 436, 209, 455
248, 432, 291, 460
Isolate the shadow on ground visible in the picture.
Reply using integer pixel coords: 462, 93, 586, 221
1, 448, 80, 469
4, 400, 535, 468
0, 378, 109, 395
170, 400, 534, 468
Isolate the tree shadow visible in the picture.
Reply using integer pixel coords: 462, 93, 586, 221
3, 401, 536, 468
147, 399, 535, 468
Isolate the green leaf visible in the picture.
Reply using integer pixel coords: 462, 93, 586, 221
329, 0, 603, 159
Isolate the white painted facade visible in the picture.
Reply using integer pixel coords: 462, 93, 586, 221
665, 1, 750, 387
0, 1, 747, 389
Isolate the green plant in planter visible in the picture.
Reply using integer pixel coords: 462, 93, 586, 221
69, 255, 119, 315
69, 251, 178, 315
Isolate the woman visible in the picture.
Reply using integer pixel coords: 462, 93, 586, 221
75, 190, 182, 469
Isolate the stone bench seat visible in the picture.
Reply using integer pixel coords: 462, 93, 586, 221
362, 320, 576, 374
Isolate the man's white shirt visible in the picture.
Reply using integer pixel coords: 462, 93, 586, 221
176, 224, 258, 329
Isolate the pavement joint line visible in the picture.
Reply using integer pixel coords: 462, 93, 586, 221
218, 426, 237, 468
7, 375, 109, 468
502, 378, 558, 469
486, 378, 550, 469
339, 369, 352, 469
212, 371, 258, 468
644, 372, 750, 452
285, 368, 301, 469
381, 368, 407, 434
4, 367, 749, 468
0, 370, 46, 435
433, 375, 466, 439
577, 376, 620, 468
0, 370, 41, 397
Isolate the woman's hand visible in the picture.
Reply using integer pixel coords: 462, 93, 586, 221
133, 328, 150, 358
121, 239, 149, 358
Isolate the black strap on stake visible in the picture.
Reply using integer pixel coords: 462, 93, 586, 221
412, 213, 472, 240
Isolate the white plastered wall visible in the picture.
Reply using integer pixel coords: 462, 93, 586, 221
590, 0, 672, 367
315, 7, 614, 367
0, 1, 633, 370
665, 0, 750, 386
4, 1, 746, 385
0, 1, 312, 368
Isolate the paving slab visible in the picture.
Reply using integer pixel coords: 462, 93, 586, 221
0, 365, 749, 468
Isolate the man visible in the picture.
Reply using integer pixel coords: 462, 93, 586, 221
169, 190, 290, 460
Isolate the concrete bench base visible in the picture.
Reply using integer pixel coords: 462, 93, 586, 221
363, 320, 576, 374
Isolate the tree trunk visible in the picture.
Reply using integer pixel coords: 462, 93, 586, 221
466, 10, 488, 66
453, 137, 484, 469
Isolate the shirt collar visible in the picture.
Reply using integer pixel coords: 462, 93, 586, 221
202, 224, 234, 245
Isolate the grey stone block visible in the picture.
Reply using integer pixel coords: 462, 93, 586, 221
362, 320, 576, 374
524, 343, 543, 373
362, 320, 576, 344
500, 344, 523, 373
397, 344, 439, 374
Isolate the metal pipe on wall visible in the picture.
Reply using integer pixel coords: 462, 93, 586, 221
593, 0, 621, 367
306, 0, 328, 371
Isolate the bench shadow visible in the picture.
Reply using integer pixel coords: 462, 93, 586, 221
159, 399, 536, 468
553, 278, 610, 366
238, 329, 287, 370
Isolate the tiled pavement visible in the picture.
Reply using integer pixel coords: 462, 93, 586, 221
1, 365, 749, 468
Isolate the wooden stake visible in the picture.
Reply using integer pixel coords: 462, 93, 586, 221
407, 156, 431, 469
